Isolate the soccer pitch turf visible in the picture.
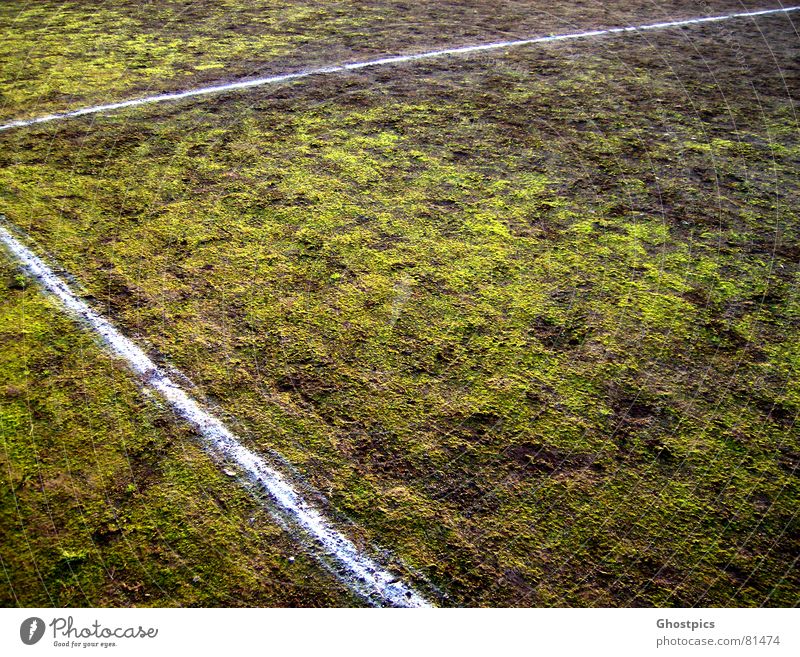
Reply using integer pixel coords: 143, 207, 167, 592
1, 1, 798, 607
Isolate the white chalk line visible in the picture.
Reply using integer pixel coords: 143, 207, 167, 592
1, 6, 798, 132
0, 223, 430, 608
1, 2, 797, 608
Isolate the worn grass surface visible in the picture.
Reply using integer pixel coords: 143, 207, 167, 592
0, 0, 774, 122
1, 3, 798, 607
0, 254, 359, 606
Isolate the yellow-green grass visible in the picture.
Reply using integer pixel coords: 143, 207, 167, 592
0, 253, 359, 607
0, 0, 761, 122
1, 13, 798, 606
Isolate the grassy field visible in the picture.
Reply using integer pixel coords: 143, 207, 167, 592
1, 1, 798, 607
0, 255, 358, 606
0, 0, 770, 122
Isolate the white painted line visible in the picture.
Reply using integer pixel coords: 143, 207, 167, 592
1, 6, 797, 132
0, 223, 430, 608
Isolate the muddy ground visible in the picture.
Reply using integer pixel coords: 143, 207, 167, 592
0, 0, 790, 121
1, 4, 798, 606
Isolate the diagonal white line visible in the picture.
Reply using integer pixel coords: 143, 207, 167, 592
0, 5, 798, 132
0, 223, 431, 608
1, 2, 797, 609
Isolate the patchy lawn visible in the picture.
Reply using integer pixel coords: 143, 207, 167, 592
0, 0, 773, 121
0, 254, 359, 606
1, 5, 798, 606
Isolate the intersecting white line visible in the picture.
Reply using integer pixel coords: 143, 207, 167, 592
1, 3, 797, 608
0, 224, 431, 608
1, 5, 798, 133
